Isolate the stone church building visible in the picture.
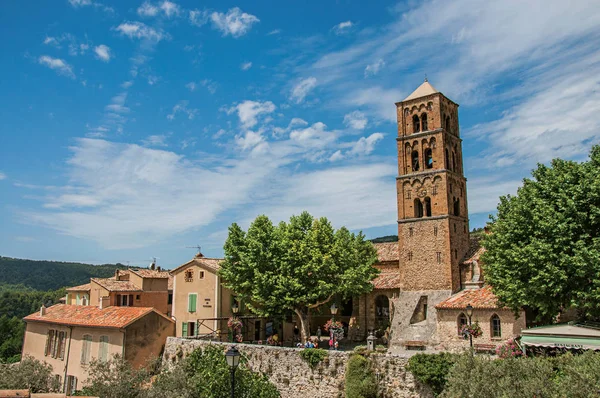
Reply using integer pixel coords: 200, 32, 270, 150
168, 80, 526, 350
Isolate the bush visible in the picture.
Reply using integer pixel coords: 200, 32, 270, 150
345, 354, 378, 398
407, 353, 456, 396
0, 356, 60, 393
78, 355, 150, 398
299, 348, 328, 369
550, 351, 600, 398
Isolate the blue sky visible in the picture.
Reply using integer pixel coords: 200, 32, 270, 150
1, 0, 599, 268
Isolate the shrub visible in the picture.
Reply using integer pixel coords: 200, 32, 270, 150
299, 348, 328, 369
550, 351, 600, 398
0, 356, 60, 393
345, 354, 377, 398
78, 354, 151, 398
407, 352, 456, 396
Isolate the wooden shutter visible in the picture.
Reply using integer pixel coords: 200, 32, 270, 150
116, 294, 121, 306
128, 294, 134, 306
188, 294, 197, 313
182, 322, 188, 337
99, 336, 109, 362
45, 330, 53, 356
81, 335, 91, 364
59, 332, 66, 360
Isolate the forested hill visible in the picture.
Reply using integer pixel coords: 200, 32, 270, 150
0, 256, 127, 291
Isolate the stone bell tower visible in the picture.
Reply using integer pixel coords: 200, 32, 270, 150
392, 80, 470, 345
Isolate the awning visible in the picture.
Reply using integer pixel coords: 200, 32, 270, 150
521, 334, 600, 350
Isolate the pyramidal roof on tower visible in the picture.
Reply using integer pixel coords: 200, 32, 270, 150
403, 79, 439, 102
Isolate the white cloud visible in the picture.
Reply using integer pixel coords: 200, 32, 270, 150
343, 111, 368, 130
240, 61, 252, 70
289, 122, 337, 149
68, 0, 92, 6
289, 77, 317, 104
142, 134, 169, 147
349, 133, 384, 156
0, 172, 6, 180
200, 79, 217, 94
329, 150, 344, 162
38, 55, 75, 79
137, 2, 159, 17
115, 21, 165, 42
189, 9, 210, 26
332, 21, 353, 35
160, 1, 180, 17
229, 100, 276, 129
94, 44, 112, 62
43, 37, 59, 46
137, 1, 180, 18
147, 75, 159, 85
267, 29, 281, 36
167, 101, 198, 120
104, 93, 129, 114
210, 7, 260, 38
364, 59, 385, 77
236, 131, 264, 150
185, 82, 197, 91
121, 81, 134, 89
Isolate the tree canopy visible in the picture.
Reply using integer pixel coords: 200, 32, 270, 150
482, 146, 600, 322
219, 211, 379, 341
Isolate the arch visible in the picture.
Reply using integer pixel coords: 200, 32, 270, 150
421, 113, 428, 131
375, 295, 390, 329
445, 115, 451, 133
454, 198, 460, 216
411, 150, 420, 171
412, 114, 420, 133
452, 151, 457, 172
424, 148, 433, 169
457, 313, 468, 336
424, 197, 432, 217
491, 314, 502, 338
429, 136, 436, 148
445, 148, 450, 170
414, 199, 424, 218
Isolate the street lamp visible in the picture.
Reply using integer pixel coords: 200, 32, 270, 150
466, 303, 473, 349
225, 346, 241, 398
330, 303, 338, 350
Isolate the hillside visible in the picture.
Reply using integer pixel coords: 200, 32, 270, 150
0, 256, 127, 291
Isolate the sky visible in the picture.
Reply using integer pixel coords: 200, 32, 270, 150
1, 0, 599, 268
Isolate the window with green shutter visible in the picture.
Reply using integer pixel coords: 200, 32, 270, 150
99, 336, 109, 362
182, 322, 188, 337
188, 294, 197, 313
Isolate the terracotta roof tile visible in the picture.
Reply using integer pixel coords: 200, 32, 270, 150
170, 254, 222, 275
23, 304, 168, 329
66, 283, 91, 292
129, 269, 170, 279
461, 237, 485, 265
91, 278, 142, 292
435, 285, 506, 310
373, 242, 399, 263
372, 265, 401, 290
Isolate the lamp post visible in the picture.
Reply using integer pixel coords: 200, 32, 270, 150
231, 302, 239, 343
330, 303, 338, 350
466, 303, 473, 349
225, 346, 240, 398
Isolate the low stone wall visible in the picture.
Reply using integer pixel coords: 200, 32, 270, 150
163, 337, 432, 398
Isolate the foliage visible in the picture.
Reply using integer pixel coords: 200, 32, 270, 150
482, 146, 600, 322
407, 353, 457, 396
299, 348, 328, 369
0, 356, 61, 393
369, 235, 398, 243
0, 256, 126, 291
0, 315, 25, 363
495, 338, 523, 359
219, 211, 379, 342
323, 319, 344, 331
459, 322, 482, 338
77, 355, 150, 398
550, 351, 600, 398
345, 354, 378, 398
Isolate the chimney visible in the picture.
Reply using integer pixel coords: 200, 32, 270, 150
115, 269, 120, 279
157, 266, 161, 271
99, 296, 110, 310
150, 260, 156, 270
40, 305, 46, 316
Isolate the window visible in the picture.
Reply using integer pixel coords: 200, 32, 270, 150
436, 252, 442, 263
408, 251, 413, 261
491, 314, 502, 338
99, 336, 109, 362
76, 294, 80, 305
445, 149, 450, 170
424, 148, 433, 169
457, 313, 468, 335
421, 113, 428, 131
136, 295, 140, 300
454, 224, 457, 233
188, 293, 197, 313
434, 226, 438, 236
182, 322, 188, 337
432, 185, 437, 195
199, 271, 205, 279
452, 152, 457, 172
168, 293, 173, 305
445, 115, 451, 133
57, 331, 66, 360
66, 376, 77, 396
409, 227, 413, 237
424, 197, 432, 217
414, 199, 424, 218
412, 114, 420, 133
188, 322, 196, 337
81, 335, 92, 365
81, 296, 88, 306
406, 190, 411, 199
45, 330, 54, 356
184, 269, 194, 282
455, 249, 458, 259
411, 150, 420, 171
118, 294, 134, 307
454, 198, 460, 216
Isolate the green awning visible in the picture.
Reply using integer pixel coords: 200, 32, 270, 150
521, 335, 600, 350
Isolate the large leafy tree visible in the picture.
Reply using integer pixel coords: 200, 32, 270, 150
219, 211, 379, 342
482, 146, 600, 322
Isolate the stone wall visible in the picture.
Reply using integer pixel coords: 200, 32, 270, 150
163, 337, 432, 398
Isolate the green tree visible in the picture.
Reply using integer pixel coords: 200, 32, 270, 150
219, 212, 379, 342
0, 356, 61, 393
345, 354, 378, 398
482, 146, 600, 322
77, 355, 150, 398
0, 315, 25, 363
407, 353, 456, 397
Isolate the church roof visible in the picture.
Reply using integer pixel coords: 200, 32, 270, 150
372, 265, 401, 290
461, 237, 485, 265
403, 80, 439, 102
373, 242, 399, 263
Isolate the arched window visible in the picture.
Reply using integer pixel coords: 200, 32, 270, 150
414, 199, 424, 218
491, 314, 501, 338
445, 149, 450, 170
411, 150, 420, 171
457, 313, 468, 336
454, 198, 460, 216
413, 115, 420, 133
424, 148, 433, 169
452, 152, 457, 172
375, 295, 390, 329
445, 115, 451, 133
424, 197, 432, 217
421, 113, 428, 131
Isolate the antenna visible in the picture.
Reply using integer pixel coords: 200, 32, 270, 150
186, 245, 202, 255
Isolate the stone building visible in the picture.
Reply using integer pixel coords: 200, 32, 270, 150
22, 304, 174, 394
